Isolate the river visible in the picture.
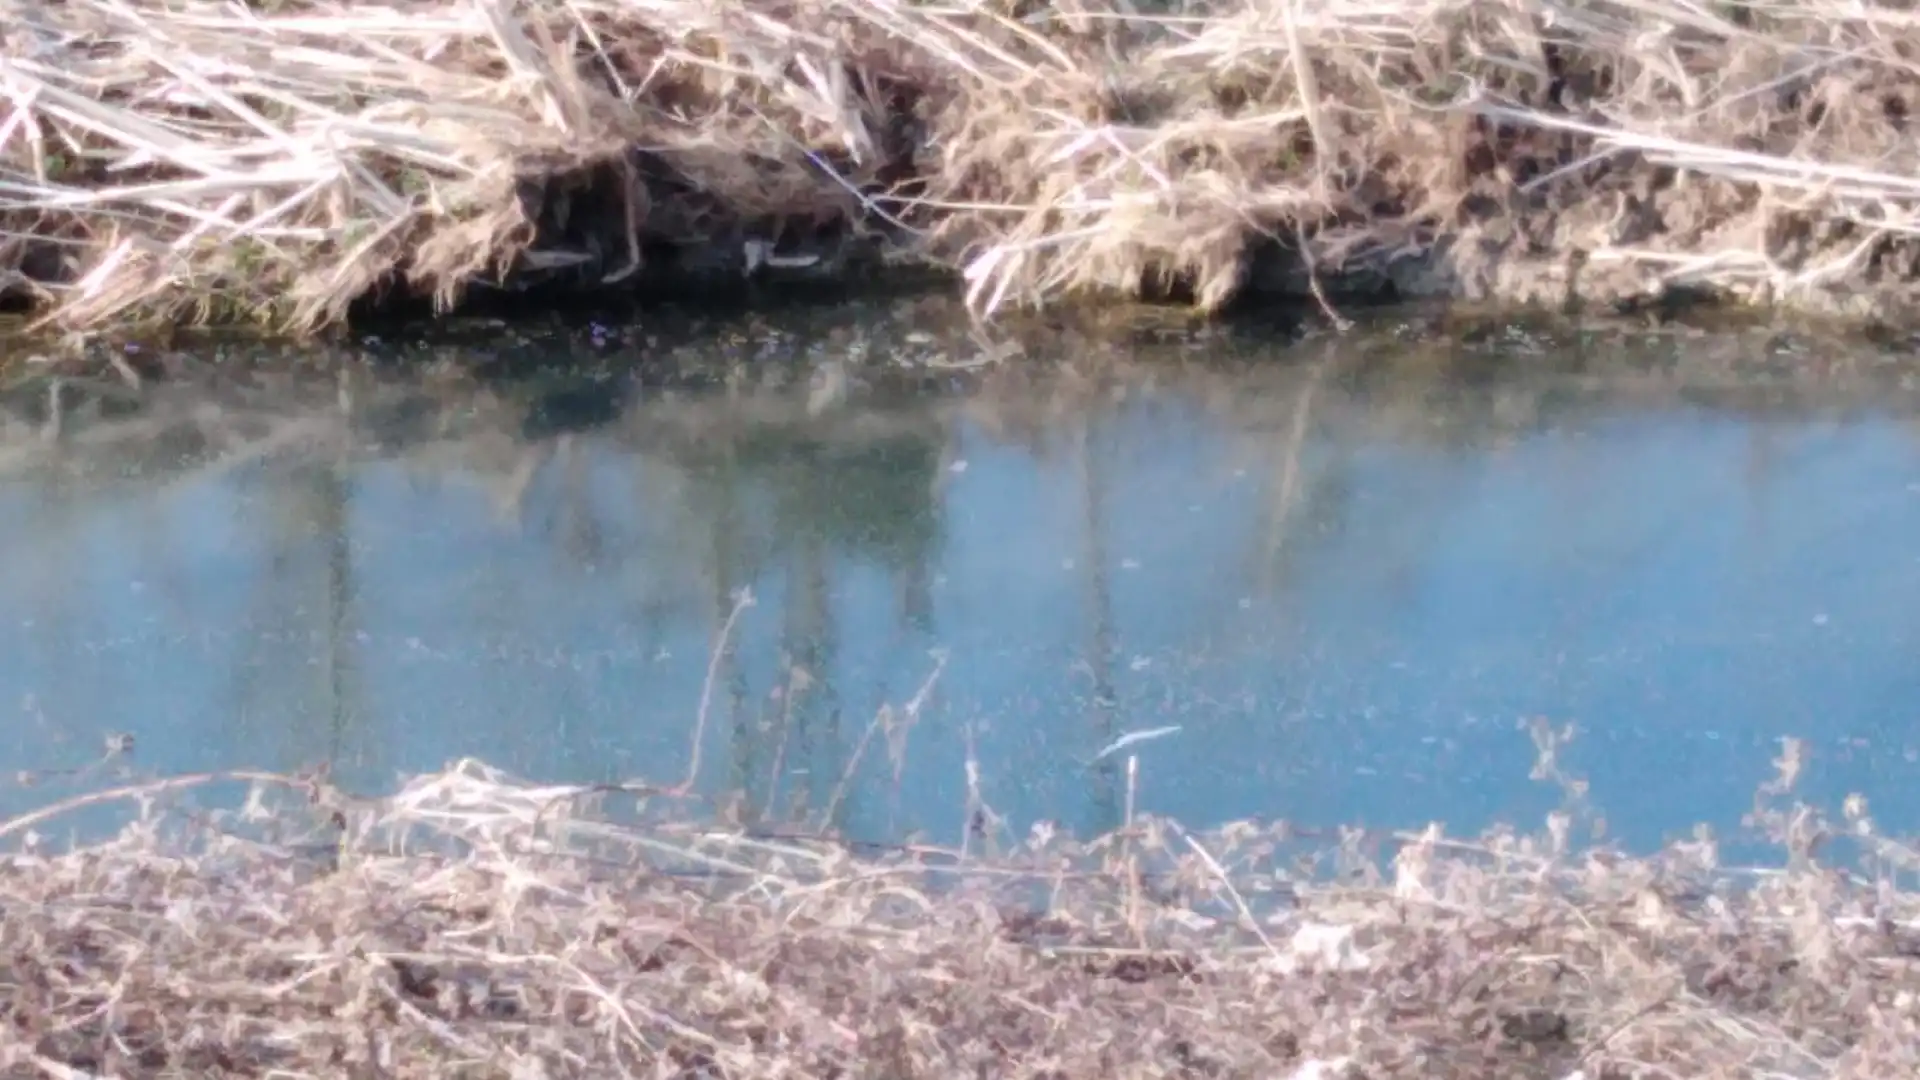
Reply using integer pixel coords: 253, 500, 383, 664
2, 301, 1917, 859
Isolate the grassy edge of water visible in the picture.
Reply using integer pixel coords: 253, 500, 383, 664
2, 728, 1917, 1079
7, 0, 1920, 339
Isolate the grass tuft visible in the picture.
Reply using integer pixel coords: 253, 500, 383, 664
5, 0, 1920, 333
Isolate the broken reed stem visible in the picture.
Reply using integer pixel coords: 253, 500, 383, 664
819, 652, 945, 831
1179, 823, 1284, 961
8, 0, 1920, 335
961, 722, 990, 860
672, 586, 754, 798
0, 768, 319, 845
1124, 751, 1142, 943
761, 664, 808, 821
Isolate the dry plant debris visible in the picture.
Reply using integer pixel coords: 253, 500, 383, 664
0, 741, 1917, 1079
6, 0, 1920, 334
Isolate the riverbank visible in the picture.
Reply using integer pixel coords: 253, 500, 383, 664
5, 0, 1920, 338
0, 755, 1913, 1078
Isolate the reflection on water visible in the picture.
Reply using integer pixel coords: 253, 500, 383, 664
3, 311, 1920, 854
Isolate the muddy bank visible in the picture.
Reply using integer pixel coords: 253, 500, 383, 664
6, 0, 1920, 337
1247, 163, 1920, 325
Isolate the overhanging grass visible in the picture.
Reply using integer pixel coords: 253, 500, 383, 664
1, 739, 1917, 1078
3, 0, 1919, 333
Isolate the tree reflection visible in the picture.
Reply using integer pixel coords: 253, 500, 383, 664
1075, 408, 1124, 839
229, 458, 365, 774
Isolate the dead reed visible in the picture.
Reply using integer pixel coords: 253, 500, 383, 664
5, 0, 1920, 331
1, 733, 1918, 1079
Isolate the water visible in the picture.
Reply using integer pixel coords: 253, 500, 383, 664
4, 307, 1920, 857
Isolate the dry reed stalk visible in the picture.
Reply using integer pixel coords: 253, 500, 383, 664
0, 756, 1916, 1078
7, 0, 1920, 334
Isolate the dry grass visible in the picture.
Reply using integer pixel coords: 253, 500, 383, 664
7, 0, 1920, 334
2, 734, 1919, 1079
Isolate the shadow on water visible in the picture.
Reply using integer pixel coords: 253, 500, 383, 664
4, 299, 1920, 860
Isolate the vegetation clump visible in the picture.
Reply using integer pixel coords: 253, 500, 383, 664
6, 0, 1920, 335
0, 735, 1917, 1078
